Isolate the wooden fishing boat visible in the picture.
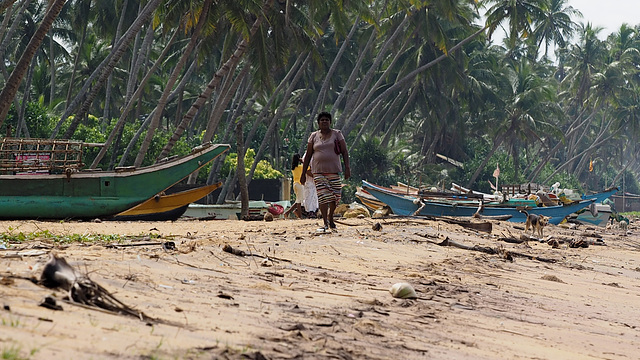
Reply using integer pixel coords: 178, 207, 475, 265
111, 182, 222, 221
362, 180, 596, 225
0, 138, 229, 219
355, 187, 387, 212
391, 182, 419, 195
183, 200, 284, 220
581, 187, 618, 204
451, 182, 502, 202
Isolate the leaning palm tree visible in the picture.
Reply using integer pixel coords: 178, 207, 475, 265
0, 0, 18, 14
49, 0, 164, 139
157, 0, 275, 160
133, 0, 213, 167
0, 0, 67, 127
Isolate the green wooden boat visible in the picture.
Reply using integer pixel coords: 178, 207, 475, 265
0, 138, 229, 219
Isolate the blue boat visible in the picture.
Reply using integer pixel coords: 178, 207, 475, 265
581, 187, 618, 203
362, 180, 596, 225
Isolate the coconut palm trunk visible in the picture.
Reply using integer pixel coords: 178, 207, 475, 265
0, 0, 16, 13
329, 29, 377, 132
340, 15, 410, 135
64, 3, 89, 112
50, 0, 163, 139
186, 65, 250, 184
381, 87, 417, 147
301, 17, 360, 148
133, 0, 212, 167
0, 0, 28, 113
157, 0, 274, 160
341, 25, 488, 140
118, 53, 200, 167
89, 28, 178, 169
247, 53, 311, 183
0, 2, 14, 49
236, 121, 249, 218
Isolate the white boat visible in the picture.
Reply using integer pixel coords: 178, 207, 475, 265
183, 200, 290, 220
572, 204, 613, 227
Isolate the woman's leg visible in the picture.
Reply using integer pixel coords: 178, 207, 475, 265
294, 203, 303, 219
328, 201, 336, 228
319, 203, 329, 228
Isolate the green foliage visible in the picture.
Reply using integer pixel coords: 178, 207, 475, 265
0, 229, 124, 245
349, 137, 393, 185
70, 116, 197, 169
619, 170, 640, 194
461, 139, 584, 193
1, 344, 30, 360
3, 101, 54, 138
220, 148, 284, 179
534, 162, 583, 192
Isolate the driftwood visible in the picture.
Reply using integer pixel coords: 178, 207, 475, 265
334, 219, 360, 227
475, 214, 513, 221
497, 236, 526, 244
569, 238, 606, 248
39, 254, 157, 322
105, 241, 175, 250
436, 237, 557, 263
1, 249, 48, 258
222, 244, 291, 262
386, 214, 493, 233
579, 231, 603, 239
495, 228, 527, 244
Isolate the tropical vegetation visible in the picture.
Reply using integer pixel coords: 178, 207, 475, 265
1, 0, 640, 205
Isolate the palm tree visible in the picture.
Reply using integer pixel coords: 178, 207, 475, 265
89, 28, 180, 169
465, 58, 561, 187
0, 0, 17, 14
484, 0, 547, 49
50, 0, 164, 139
0, 0, 67, 127
157, 0, 275, 160
64, 0, 92, 111
0, 0, 34, 113
531, 0, 581, 58
133, 0, 213, 167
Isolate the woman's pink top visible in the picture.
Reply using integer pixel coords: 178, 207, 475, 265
307, 129, 344, 174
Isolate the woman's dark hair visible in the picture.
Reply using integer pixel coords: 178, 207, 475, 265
291, 153, 302, 170
317, 111, 332, 121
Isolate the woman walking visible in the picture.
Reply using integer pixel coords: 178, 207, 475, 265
300, 112, 350, 232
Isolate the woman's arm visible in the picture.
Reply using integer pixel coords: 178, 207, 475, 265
340, 138, 350, 179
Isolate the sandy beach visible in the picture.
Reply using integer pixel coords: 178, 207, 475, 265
1, 215, 639, 359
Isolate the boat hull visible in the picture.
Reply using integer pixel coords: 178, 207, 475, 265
0, 143, 229, 219
184, 200, 272, 220
573, 204, 613, 227
355, 187, 387, 212
111, 204, 191, 222
111, 182, 222, 221
581, 187, 618, 204
363, 180, 595, 225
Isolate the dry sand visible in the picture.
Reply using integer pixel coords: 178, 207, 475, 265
1, 216, 639, 359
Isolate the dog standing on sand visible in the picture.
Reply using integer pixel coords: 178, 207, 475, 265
520, 210, 550, 238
